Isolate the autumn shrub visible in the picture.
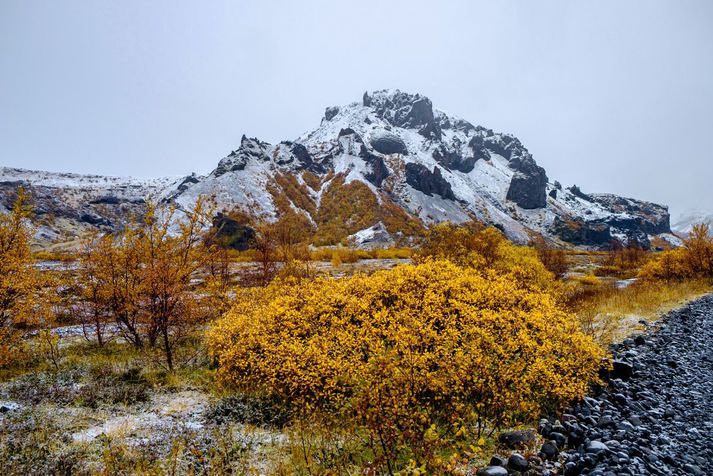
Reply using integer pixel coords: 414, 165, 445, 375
529, 235, 569, 278
415, 222, 560, 293
597, 240, 649, 277
640, 224, 713, 281
207, 260, 604, 472
371, 246, 413, 259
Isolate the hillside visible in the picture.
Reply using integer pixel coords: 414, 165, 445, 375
672, 210, 713, 236
1, 90, 676, 249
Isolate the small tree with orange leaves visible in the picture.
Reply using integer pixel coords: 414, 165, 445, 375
77, 197, 217, 370
0, 188, 40, 367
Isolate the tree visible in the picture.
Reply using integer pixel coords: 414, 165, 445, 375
78, 197, 217, 370
684, 223, 713, 276
639, 223, 713, 281
139, 200, 213, 370
0, 188, 43, 367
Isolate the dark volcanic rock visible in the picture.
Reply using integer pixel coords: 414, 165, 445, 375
363, 90, 442, 140
533, 294, 713, 476
499, 429, 538, 449
432, 145, 476, 174
568, 184, 592, 201
591, 193, 671, 235
507, 170, 548, 209
211, 213, 256, 251
404, 163, 455, 201
215, 136, 270, 176
369, 131, 408, 155
359, 145, 390, 187
506, 149, 548, 209
324, 106, 340, 121
551, 216, 612, 247
476, 466, 508, 476
508, 453, 529, 472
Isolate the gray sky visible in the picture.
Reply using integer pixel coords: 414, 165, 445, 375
1, 1, 712, 217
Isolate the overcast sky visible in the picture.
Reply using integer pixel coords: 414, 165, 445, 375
1, 1, 711, 217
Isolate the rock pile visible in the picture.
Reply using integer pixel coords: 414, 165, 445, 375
480, 293, 713, 475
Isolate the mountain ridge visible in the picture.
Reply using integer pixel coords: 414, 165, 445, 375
0, 89, 678, 250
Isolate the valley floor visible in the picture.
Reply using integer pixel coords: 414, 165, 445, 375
1, 293, 711, 475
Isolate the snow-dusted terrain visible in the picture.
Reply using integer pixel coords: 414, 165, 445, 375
672, 210, 713, 236
0, 89, 673, 249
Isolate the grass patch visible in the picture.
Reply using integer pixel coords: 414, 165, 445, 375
573, 279, 711, 345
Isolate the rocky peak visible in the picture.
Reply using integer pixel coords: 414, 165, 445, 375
362, 89, 441, 140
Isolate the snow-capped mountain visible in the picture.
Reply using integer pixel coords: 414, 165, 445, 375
171, 89, 672, 248
0, 167, 189, 246
1, 89, 674, 249
672, 210, 713, 236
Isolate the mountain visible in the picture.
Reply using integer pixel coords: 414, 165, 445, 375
1, 89, 675, 250
0, 167, 186, 248
672, 210, 713, 237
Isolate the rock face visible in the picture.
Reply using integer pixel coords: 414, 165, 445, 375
404, 163, 456, 201
0, 167, 186, 246
0, 89, 674, 249
531, 295, 713, 475
211, 213, 255, 251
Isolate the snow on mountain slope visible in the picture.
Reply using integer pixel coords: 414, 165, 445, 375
0, 167, 190, 246
170, 89, 671, 248
672, 210, 713, 236
0, 89, 673, 249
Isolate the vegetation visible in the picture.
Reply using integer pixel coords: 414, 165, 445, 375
415, 221, 561, 294
72, 198, 221, 370
4, 186, 713, 474
639, 224, 713, 281
0, 189, 50, 367
571, 278, 710, 345
529, 234, 569, 278
208, 260, 603, 472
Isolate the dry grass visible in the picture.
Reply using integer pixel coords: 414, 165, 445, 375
573, 279, 711, 346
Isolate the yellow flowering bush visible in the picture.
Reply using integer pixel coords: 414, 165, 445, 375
207, 260, 604, 470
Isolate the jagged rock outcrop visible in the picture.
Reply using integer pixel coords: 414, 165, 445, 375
552, 217, 612, 246
404, 163, 456, 201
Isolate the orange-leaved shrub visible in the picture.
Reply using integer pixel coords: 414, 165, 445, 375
639, 223, 713, 281
207, 260, 604, 471
415, 221, 560, 293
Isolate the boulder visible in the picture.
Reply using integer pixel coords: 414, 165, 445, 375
369, 131, 408, 155
499, 429, 538, 449
324, 106, 340, 121
476, 467, 508, 476
211, 213, 256, 251
508, 453, 529, 472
